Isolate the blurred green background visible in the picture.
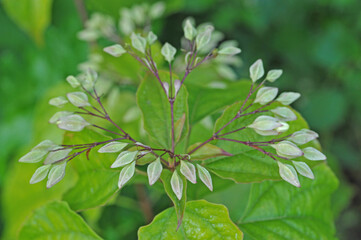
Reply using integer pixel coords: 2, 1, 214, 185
0, 0, 360, 239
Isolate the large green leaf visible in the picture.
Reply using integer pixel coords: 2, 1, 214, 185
19, 201, 102, 240
237, 164, 338, 240
62, 129, 120, 211
160, 169, 187, 228
137, 71, 189, 148
2, 0, 53, 45
138, 200, 243, 240
187, 81, 251, 124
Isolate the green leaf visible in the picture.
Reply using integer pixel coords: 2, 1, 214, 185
138, 200, 243, 240
137, 71, 188, 148
2, 0, 53, 45
237, 164, 338, 240
160, 169, 187, 228
19, 201, 102, 240
188, 143, 232, 160
62, 129, 121, 211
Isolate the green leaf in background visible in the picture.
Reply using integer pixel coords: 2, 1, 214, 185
62, 129, 120, 211
138, 200, 243, 240
19, 201, 102, 240
137, 71, 188, 148
188, 142, 231, 160
237, 164, 338, 240
160, 169, 187, 228
2, 0, 53, 45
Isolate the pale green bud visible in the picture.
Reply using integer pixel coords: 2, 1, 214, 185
292, 161, 314, 179
174, 79, 181, 97
66, 75, 80, 88
183, 19, 197, 41
266, 69, 283, 82
288, 129, 319, 145
30, 165, 52, 184
147, 157, 162, 185
248, 116, 282, 131
67, 92, 91, 107
180, 161, 196, 184
131, 5, 146, 25
104, 44, 126, 57
98, 142, 128, 153
44, 147, 72, 165
46, 161, 67, 188
302, 147, 326, 161
197, 164, 213, 191
249, 59, 264, 82
49, 111, 73, 124
49, 96, 68, 107
111, 151, 138, 168
218, 46, 241, 56
19, 140, 56, 163
271, 140, 303, 159
278, 161, 300, 187
118, 161, 136, 189
57, 115, 90, 132
171, 170, 183, 200
254, 129, 279, 136
163, 82, 169, 97
271, 107, 297, 121
149, 2, 165, 19
276, 92, 301, 105
147, 31, 157, 45
276, 121, 289, 133
196, 25, 213, 50
161, 42, 177, 63
254, 87, 278, 105
131, 33, 147, 54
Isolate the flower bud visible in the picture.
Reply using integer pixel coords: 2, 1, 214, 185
163, 82, 169, 97
292, 161, 314, 179
266, 69, 283, 82
118, 161, 136, 189
147, 31, 157, 45
147, 157, 162, 185
196, 25, 213, 50
171, 170, 183, 200
248, 116, 282, 131
278, 161, 300, 187
57, 115, 90, 132
183, 19, 197, 41
66, 75, 80, 88
67, 92, 91, 107
131, 33, 147, 54
49, 111, 73, 124
111, 151, 138, 168
276, 92, 300, 105
30, 165, 52, 184
104, 44, 126, 57
47, 161, 67, 188
197, 164, 213, 191
249, 59, 264, 82
302, 147, 326, 161
49, 96, 68, 107
218, 46, 241, 56
288, 129, 319, 145
161, 42, 177, 63
271, 107, 297, 121
180, 161, 197, 184
98, 142, 128, 153
271, 140, 303, 159
276, 121, 289, 133
149, 2, 165, 19
44, 147, 72, 165
254, 87, 278, 105
174, 79, 181, 97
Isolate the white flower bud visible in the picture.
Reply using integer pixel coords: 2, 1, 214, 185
277, 92, 301, 105
49, 111, 73, 124
276, 121, 289, 133
30, 165, 52, 184
147, 31, 157, 45
288, 129, 319, 145
98, 142, 128, 153
19, 140, 56, 163
46, 161, 67, 188
254, 129, 279, 136
161, 42, 177, 63
292, 161, 314, 179
248, 116, 282, 131
67, 92, 91, 107
271, 107, 297, 121
271, 140, 303, 159
183, 19, 197, 41
104, 44, 126, 57
254, 87, 278, 105
171, 170, 183, 200
44, 147, 72, 165
180, 161, 197, 184
57, 115, 90, 132
163, 82, 169, 97
218, 46, 241, 56
302, 147, 326, 161
196, 25, 213, 50
111, 151, 138, 168
266, 69, 283, 82
131, 33, 147, 54
147, 157, 162, 185
49, 96, 68, 107
197, 164, 213, 191
249, 59, 264, 82
66, 75, 80, 88
174, 79, 181, 97
118, 161, 136, 189
149, 2, 165, 19
278, 161, 300, 187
